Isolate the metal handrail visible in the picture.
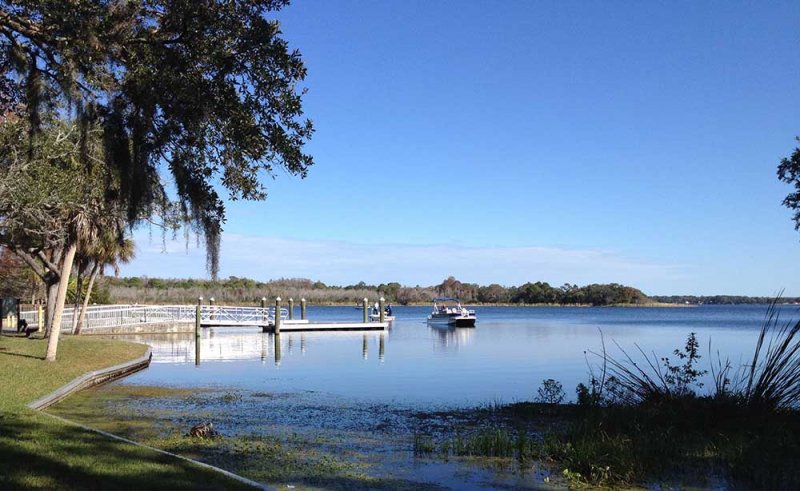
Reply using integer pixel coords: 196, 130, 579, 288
19, 304, 289, 333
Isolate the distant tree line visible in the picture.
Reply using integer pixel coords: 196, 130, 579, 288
649, 295, 800, 305
100, 275, 652, 306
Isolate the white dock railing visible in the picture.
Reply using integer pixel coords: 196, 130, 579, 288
19, 304, 289, 333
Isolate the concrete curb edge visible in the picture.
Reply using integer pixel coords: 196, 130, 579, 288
27, 348, 154, 410
26, 345, 271, 490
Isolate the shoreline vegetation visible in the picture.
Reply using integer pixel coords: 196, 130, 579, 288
75, 275, 800, 307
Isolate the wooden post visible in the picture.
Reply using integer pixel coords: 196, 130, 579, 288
209, 297, 215, 321
274, 297, 282, 334
37, 303, 44, 332
288, 298, 294, 320
379, 297, 385, 323
301, 298, 307, 320
195, 297, 202, 366
14, 299, 20, 334
362, 298, 368, 323
261, 297, 268, 332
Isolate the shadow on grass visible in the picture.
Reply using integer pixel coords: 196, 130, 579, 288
0, 414, 253, 490
0, 349, 44, 361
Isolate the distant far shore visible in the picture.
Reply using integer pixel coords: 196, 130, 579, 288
70, 275, 797, 310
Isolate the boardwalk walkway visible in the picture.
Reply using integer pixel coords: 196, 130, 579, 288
19, 304, 287, 334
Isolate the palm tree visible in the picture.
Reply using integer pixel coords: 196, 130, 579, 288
45, 208, 100, 361
73, 231, 135, 335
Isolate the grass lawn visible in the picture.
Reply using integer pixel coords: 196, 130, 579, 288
0, 333, 255, 490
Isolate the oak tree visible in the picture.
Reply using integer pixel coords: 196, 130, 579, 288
778, 139, 800, 232
1, 1, 312, 359
0, 0, 313, 277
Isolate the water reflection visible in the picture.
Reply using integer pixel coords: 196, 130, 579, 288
429, 325, 474, 352
113, 329, 389, 366
109, 306, 776, 406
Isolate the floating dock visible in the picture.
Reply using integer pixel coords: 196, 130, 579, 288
270, 320, 389, 332
200, 319, 390, 332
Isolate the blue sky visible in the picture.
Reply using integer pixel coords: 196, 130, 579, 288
121, 1, 800, 296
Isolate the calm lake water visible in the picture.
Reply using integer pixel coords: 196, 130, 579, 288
115, 304, 800, 408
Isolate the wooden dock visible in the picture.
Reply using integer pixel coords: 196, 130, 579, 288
267, 320, 389, 332
200, 319, 389, 332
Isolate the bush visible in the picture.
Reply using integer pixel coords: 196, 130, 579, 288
536, 379, 565, 404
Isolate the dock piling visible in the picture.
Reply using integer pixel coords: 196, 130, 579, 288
288, 298, 294, 320
275, 297, 282, 334
195, 297, 202, 365
301, 298, 307, 320
261, 297, 267, 332
362, 298, 368, 323
379, 297, 385, 323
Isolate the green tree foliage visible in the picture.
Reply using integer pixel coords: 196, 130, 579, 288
100, 275, 652, 306
0, 0, 313, 277
72, 231, 135, 334
0, 245, 39, 301
377, 282, 401, 300
0, 118, 111, 251
435, 276, 478, 300
508, 281, 647, 306
649, 295, 800, 305
66, 276, 110, 305
0, 117, 124, 358
778, 138, 800, 232
477, 283, 509, 303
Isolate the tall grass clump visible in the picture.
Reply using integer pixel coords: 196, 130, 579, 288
557, 299, 800, 488
588, 331, 707, 405
716, 300, 800, 410
586, 300, 800, 409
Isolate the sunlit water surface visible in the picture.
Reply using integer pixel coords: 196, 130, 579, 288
115, 304, 797, 408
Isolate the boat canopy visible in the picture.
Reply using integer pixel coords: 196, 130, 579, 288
432, 297, 462, 303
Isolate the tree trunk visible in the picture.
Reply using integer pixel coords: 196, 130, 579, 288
45, 242, 77, 362
45, 281, 58, 337
75, 262, 100, 335
70, 267, 84, 334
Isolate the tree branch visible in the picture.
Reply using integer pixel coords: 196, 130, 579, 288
36, 248, 59, 273
9, 247, 47, 281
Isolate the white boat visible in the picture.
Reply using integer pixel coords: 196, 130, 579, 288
427, 298, 476, 328
369, 305, 395, 322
